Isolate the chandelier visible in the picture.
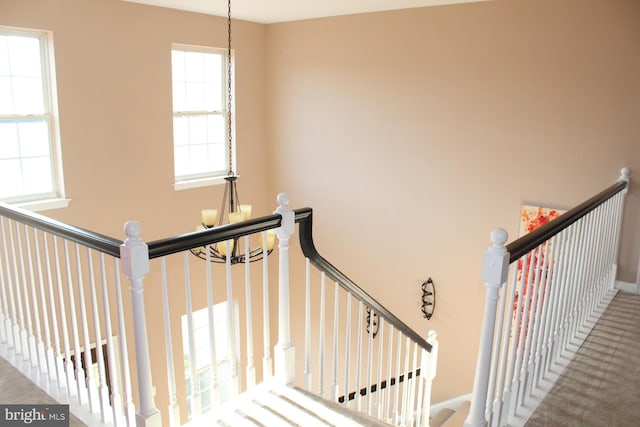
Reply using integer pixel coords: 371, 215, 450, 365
190, 0, 275, 264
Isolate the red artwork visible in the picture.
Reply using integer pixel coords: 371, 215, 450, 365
513, 205, 564, 341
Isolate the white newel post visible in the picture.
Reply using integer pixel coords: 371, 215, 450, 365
120, 221, 162, 427
613, 167, 630, 289
274, 193, 296, 385
465, 228, 510, 427
420, 330, 439, 427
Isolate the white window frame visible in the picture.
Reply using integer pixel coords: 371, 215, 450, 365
171, 44, 236, 191
0, 26, 68, 211
182, 300, 237, 418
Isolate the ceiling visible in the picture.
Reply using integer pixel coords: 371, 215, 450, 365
122, 0, 491, 24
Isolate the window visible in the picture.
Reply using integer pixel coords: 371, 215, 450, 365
171, 45, 234, 189
182, 301, 235, 418
0, 27, 66, 208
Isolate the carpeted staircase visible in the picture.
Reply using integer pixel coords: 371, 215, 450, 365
183, 380, 396, 427
430, 401, 470, 427
0, 352, 472, 427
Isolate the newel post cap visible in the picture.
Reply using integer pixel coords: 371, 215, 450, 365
120, 220, 150, 279
482, 228, 509, 287
274, 193, 295, 237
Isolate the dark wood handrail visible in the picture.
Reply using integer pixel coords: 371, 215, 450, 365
0, 201, 430, 353
0, 202, 122, 258
506, 180, 628, 262
147, 214, 283, 259
295, 207, 432, 353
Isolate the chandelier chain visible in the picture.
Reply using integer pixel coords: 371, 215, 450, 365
227, 0, 233, 176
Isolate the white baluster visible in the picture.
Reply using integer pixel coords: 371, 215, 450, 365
8, 221, 27, 357
465, 228, 509, 427
519, 244, 544, 408
375, 320, 384, 419
538, 235, 560, 386
224, 240, 240, 396
384, 325, 394, 422
63, 240, 87, 403
318, 271, 326, 396
261, 232, 272, 380
366, 308, 374, 416
485, 261, 511, 421
15, 223, 35, 363
547, 229, 570, 373
75, 243, 98, 412
594, 200, 607, 300
101, 255, 125, 425
160, 257, 180, 426
343, 293, 352, 405
511, 247, 535, 416
392, 330, 402, 424
331, 282, 339, 402
494, 266, 519, 426
33, 229, 53, 376
52, 237, 74, 395
183, 251, 200, 418
204, 249, 220, 406
530, 238, 553, 395
244, 236, 256, 388
274, 193, 295, 385
24, 225, 43, 369
571, 220, 586, 342
355, 300, 363, 412
86, 249, 110, 422
558, 224, 578, 357
304, 258, 311, 390
119, 221, 161, 427
0, 217, 13, 347
407, 341, 419, 427
1, 219, 18, 352
400, 336, 411, 426
575, 215, 594, 334
42, 234, 64, 390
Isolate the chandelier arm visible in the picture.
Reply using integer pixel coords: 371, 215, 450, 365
151, 215, 282, 258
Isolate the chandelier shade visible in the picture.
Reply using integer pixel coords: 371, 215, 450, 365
190, 176, 276, 264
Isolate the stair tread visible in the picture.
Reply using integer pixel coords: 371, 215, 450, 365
182, 381, 394, 427
441, 401, 470, 427
430, 408, 456, 427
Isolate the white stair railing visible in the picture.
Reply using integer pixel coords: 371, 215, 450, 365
2, 191, 438, 427
295, 208, 439, 427
465, 168, 630, 427
0, 203, 152, 427
146, 193, 292, 426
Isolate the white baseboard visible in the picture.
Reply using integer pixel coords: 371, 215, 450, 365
615, 280, 639, 294
430, 392, 472, 417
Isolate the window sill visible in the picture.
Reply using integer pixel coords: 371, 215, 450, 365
174, 176, 236, 191
16, 198, 71, 212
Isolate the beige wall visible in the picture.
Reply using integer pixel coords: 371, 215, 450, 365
1, 0, 639, 411
265, 0, 640, 401
0, 0, 272, 422
0, 0, 270, 240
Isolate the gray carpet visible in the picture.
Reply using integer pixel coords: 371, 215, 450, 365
0, 356, 86, 426
2, 292, 639, 426
525, 291, 640, 427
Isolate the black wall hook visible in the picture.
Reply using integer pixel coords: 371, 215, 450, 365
366, 306, 379, 338
421, 278, 435, 320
